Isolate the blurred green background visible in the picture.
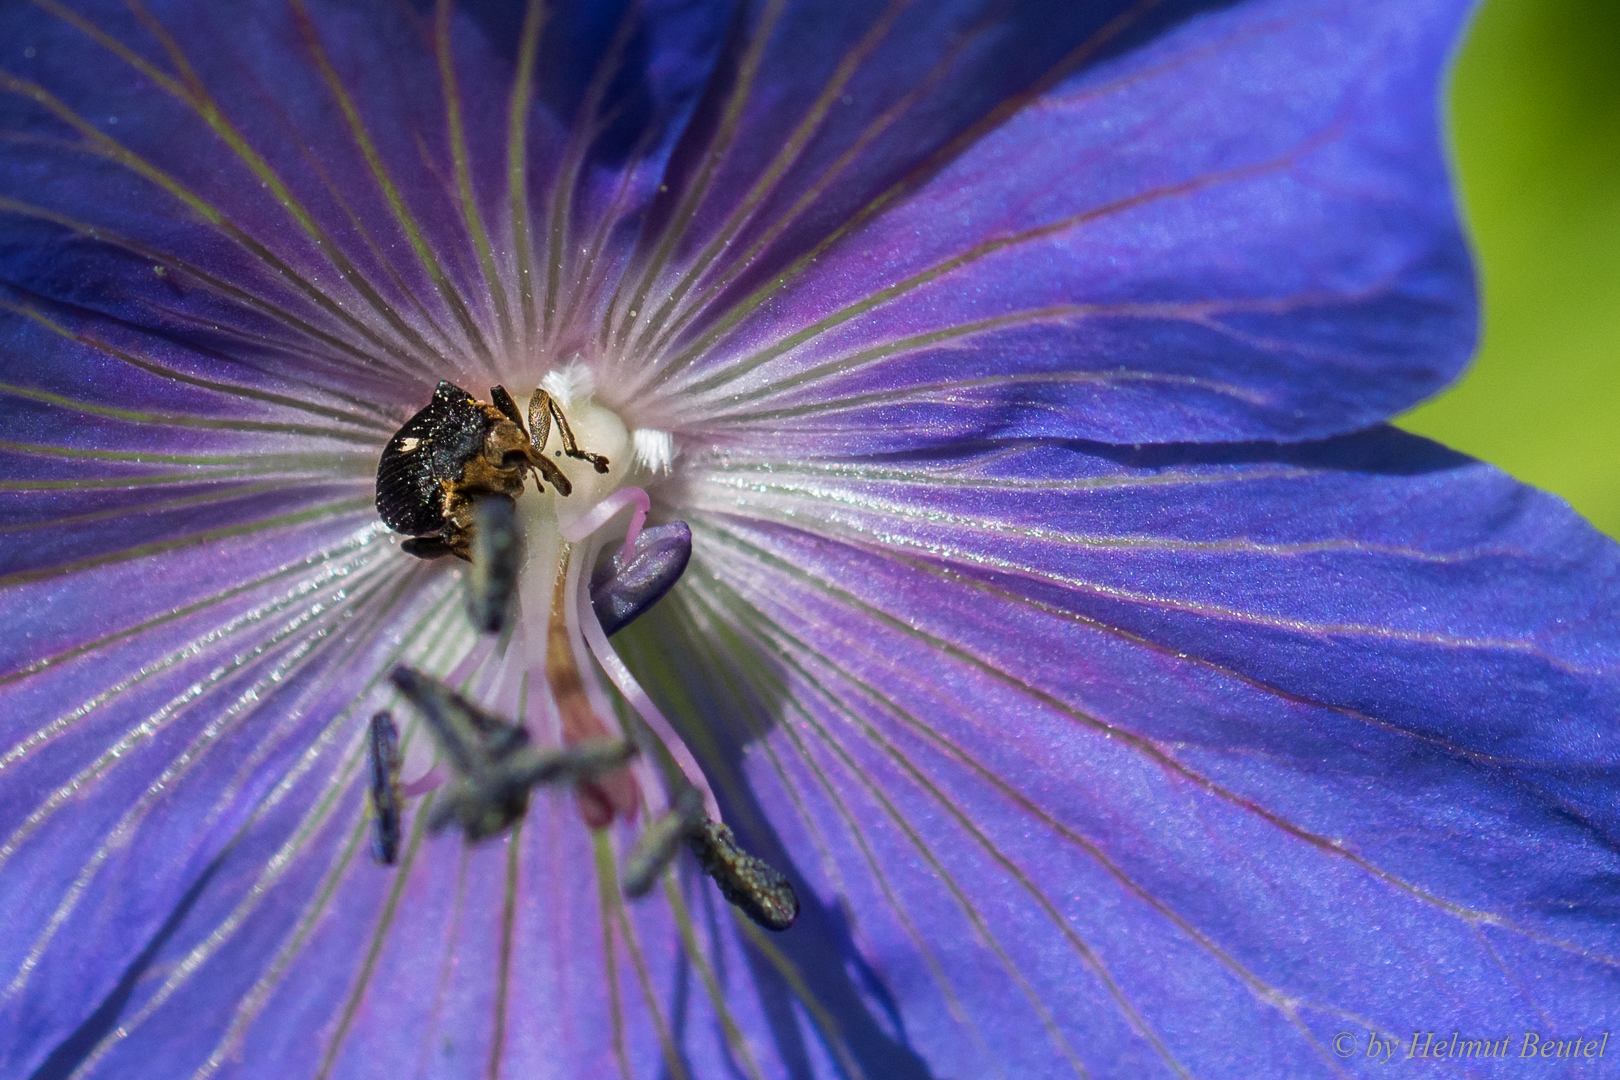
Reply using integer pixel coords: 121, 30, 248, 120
1397, 0, 1620, 537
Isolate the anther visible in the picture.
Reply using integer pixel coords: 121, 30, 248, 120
388, 666, 531, 841
622, 785, 705, 898
389, 666, 638, 843
427, 737, 636, 838
434, 737, 636, 815
389, 666, 526, 772
366, 711, 403, 865
689, 821, 799, 931
467, 496, 522, 634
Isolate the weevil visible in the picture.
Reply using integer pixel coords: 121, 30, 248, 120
375, 380, 609, 562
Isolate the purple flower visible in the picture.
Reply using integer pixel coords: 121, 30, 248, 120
1, 0, 1616, 1077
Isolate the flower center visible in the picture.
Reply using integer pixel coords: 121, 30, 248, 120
371, 370, 798, 931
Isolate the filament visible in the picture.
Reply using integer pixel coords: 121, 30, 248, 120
568, 512, 720, 823
558, 484, 649, 561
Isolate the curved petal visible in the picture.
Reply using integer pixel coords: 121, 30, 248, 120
654, 427, 1620, 1076
0, 266, 431, 1072
0, 2, 1568, 1079
57, 795, 700, 1080
1, 552, 825, 1079
606, 0, 1476, 448
0, 532, 439, 1075
0, 0, 730, 395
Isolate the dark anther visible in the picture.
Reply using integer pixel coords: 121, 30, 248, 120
388, 666, 635, 843
689, 820, 799, 931
590, 521, 692, 636
387, 666, 530, 839
467, 496, 523, 634
388, 666, 525, 769
367, 712, 403, 865
616, 783, 799, 931
622, 786, 706, 898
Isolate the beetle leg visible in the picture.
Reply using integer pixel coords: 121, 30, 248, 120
528, 387, 609, 474
546, 395, 610, 473
401, 535, 454, 560
522, 388, 573, 495
488, 385, 528, 434
528, 451, 573, 497
436, 515, 475, 562
526, 388, 553, 452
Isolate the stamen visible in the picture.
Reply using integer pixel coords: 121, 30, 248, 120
400, 763, 448, 797
559, 484, 650, 562
443, 634, 496, 692
574, 540, 719, 823
389, 667, 526, 773
688, 821, 799, 932
388, 666, 530, 841
390, 666, 638, 843
622, 785, 705, 898
427, 737, 637, 836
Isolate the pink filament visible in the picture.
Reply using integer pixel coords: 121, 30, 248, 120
443, 635, 494, 688
559, 485, 649, 562
402, 763, 448, 796
575, 555, 720, 823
